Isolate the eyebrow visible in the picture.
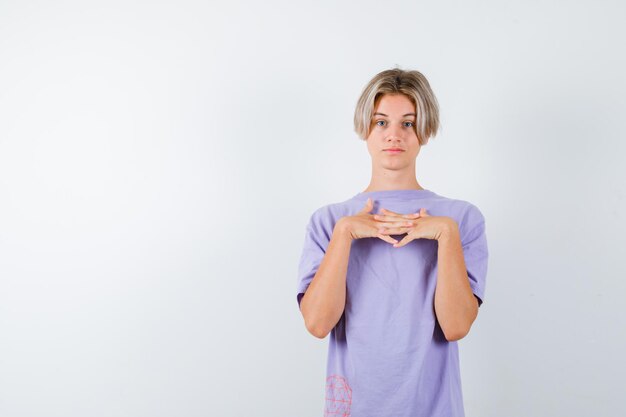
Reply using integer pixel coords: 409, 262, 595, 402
373, 112, 416, 117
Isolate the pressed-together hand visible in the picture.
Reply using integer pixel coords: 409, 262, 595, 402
339, 198, 420, 245
375, 207, 454, 247
339, 198, 455, 247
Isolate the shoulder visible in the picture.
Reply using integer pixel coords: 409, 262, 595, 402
309, 200, 353, 223
455, 199, 485, 229
306, 197, 358, 231
429, 192, 486, 238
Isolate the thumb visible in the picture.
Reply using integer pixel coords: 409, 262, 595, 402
360, 197, 373, 213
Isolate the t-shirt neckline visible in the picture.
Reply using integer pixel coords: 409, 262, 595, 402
352, 188, 436, 201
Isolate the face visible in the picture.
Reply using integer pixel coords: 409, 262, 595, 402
366, 93, 421, 171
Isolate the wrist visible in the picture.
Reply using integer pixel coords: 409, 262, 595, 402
334, 217, 354, 241
437, 219, 460, 243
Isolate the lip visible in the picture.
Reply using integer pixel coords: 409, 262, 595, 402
384, 149, 405, 153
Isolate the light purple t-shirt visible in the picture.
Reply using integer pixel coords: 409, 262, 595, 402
296, 189, 489, 417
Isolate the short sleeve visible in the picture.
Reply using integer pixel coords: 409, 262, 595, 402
296, 212, 331, 311
460, 207, 489, 307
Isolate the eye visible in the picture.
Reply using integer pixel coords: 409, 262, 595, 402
403, 121, 414, 127
375, 120, 386, 127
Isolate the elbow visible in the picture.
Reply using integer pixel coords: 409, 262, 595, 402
300, 296, 343, 339
306, 321, 329, 339
443, 324, 471, 342
300, 295, 326, 338
301, 306, 330, 339
300, 300, 339, 339
311, 326, 330, 339
444, 329, 467, 342
441, 302, 479, 342
301, 308, 329, 338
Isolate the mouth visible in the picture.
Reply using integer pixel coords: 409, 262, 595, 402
384, 148, 405, 153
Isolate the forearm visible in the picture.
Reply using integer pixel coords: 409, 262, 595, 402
434, 221, 478, 341
300, 219, 353, 339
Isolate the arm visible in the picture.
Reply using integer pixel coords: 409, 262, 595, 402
434, 220, 479, 342
300, 218, 353, 339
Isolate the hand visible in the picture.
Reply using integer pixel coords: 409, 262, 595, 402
375, 207, 455, 248
338, 198, 420, 245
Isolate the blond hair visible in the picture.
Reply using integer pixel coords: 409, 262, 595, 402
353, 67, 440, 145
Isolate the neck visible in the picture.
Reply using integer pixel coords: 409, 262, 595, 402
363, 173, 423, 193
363, 159, 424, 193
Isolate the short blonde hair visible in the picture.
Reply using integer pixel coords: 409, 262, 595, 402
353, 67, 440, 145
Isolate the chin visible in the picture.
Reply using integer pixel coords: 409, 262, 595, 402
380, 162, 409, 170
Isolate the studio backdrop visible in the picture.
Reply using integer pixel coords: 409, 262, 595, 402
0, 1, 624, 416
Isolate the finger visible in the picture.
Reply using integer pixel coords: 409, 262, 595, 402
377, 233, 398, 244
360, 198, 374, 213
419, 207, 428, 216
377, 220, 414, 229
393, 235, 413, 248
380, 208, 420, 219
378, 225, 413, 235
375, 213, 419, 222
375, 219, 415, 229
380, 207, 400, 216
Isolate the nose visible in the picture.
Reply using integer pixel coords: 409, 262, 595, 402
385, 132, 402, 143
385, 126, 403, 142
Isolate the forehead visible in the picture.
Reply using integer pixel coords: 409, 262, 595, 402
373, 93, 416, 116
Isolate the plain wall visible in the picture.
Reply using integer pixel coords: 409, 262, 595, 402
0, 1, 624, 416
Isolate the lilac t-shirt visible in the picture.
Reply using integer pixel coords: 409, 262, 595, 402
296, 189, 489, 417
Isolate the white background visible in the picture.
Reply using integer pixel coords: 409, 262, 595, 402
1, 1, 625, 416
